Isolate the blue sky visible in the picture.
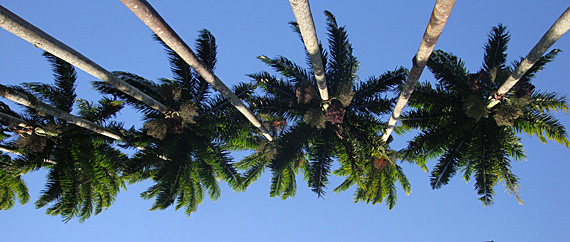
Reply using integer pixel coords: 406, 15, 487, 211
1, 1, 569, 241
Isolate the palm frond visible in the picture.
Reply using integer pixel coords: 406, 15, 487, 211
513, 110, 570, 148
324, 10, 358, 94
482, 24, 509, 77
93, 72, 163, 115
257, 56, 311, 83
427, 50, 470, 92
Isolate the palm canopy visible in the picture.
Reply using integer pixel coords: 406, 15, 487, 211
401, 24, 569, 206
0, 52, 127, 222
238, 11, 410, 208
94, 30, 254, 215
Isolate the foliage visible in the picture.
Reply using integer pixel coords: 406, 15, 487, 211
401, 25, 569, 205
241, 11, 410, 208
95, 30, 254, 215
0, 52, 127, 222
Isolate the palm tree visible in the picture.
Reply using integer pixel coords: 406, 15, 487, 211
401, 25, 569, 205
489, 6, 570, 108
239, 11, 410, 208
382, 0, 456, 142
288, 0, 329, 102
1, 52, 128, 222
0, 5, 169, 113
119, 0, 273, 141
94, 30, 250, 215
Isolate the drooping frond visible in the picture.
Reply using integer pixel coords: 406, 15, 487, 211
430, 140, 464, 189
28, 52, 78, 113
306, 129, 334, 198
0, 154, 30, 210
527, 90, 569, 113
195, 29, 218, 71
513, 110, 570, 148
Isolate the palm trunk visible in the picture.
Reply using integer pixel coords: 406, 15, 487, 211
0, 144, 56, 165
0, 111, 28, 129
120, 0, 273, 141
289, 0, 329, 102
0, 84, 124, 141
382, 0, 456, 142
488, 6, 570, 109
0, 5, 170, 113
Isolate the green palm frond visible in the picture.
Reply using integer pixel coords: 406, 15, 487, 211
235, 146, 273, 191
353, 67, 407, 100
24, 52, 77, 113
473, 158, 497, 206
0, 154, 30, 210
269, 123, 313, 173
482, 24, 509, 78
352, 159, 408, 209
94, 71, 163, 115
249, 72, 297, 101
306, 130, 334, 198
153, 35, 194, 84
195, 29, 218, 71
527, 91, 569, 113
513, 110, 570, 148
258, 55, 311, 83
427, 50, 470, 92
430, 140, 464, 189
510, 49, 561, 86
269, 164, 297, 199
76, 98, 124, 123
324, 10, 358, 94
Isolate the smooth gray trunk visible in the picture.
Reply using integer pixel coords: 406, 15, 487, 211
289, 0, 329, 102
0, 144, 56, 165
382, 0, 456, 142
0, 84, 124, 141
488, 6, 570, 109
120, 0, 273, 141
0, 5, 170, 113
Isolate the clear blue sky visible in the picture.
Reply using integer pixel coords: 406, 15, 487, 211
1, 1, 569, 241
